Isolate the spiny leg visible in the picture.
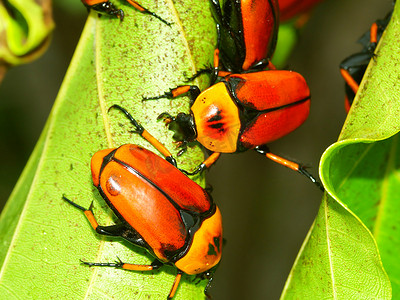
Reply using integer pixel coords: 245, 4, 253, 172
255, 146, 324, 191
340, 68, 359, 95
125, 0, 171, 26
108, 105, 178, 167
81, 256, 163, 272
63, 196, 129, 236
180, 152, 221, 176
82, 256, 183, 299
143, 85, 201, 104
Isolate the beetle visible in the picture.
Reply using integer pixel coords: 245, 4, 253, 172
81, 0, 171, 24
189, 0, 279, 83
339, 11, 391, 112
63, 105, 222, 299
210, 0, 279, 73
146, 70, 323, 190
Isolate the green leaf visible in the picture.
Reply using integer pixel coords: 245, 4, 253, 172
281, 2, 400, 299
0, 1, 216, 299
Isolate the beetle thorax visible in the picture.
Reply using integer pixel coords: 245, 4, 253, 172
175, 207, 223, 275
191, 83, 241, 153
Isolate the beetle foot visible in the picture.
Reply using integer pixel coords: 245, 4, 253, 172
179, 163, 205, 176
298, 166, 324, 192
108, 105, 145, 134
80, 257, 124, 268
142, 10, 171, 26
142, 91, 173, 101
184, 66, 213, 82
62, 196, 88, 212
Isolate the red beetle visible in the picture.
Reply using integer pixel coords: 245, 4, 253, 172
189, 0, 279, 83
81, 0, 171, 24
210, 0, 279, 73
147, 70, 322, 189
63, 106, 222, 299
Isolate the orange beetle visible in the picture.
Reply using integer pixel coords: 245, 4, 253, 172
210, 0, 279, 73
63, 106, 222, 299
148, 70, 322, 190
81, 0, 170, 24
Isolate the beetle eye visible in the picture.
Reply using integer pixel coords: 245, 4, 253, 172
106, 175, 122, 196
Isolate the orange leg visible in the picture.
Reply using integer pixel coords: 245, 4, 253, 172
82, 257, 182, 299
109, 105, 178, 166
185, 48, 231, 83
167, 272, 183, 299
63, 196, 134, 237
81, 256, 161, 272
63, 196, 184, 298
370, 22, 378, 44
255, 147, 324, 191
340, 68, 359, 95
144, 85, 201, 104
180, 152, 221, 176
344, 95, 352, 113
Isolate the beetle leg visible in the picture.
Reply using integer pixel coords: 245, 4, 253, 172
167, 271, 183, 299
81, 256, 163, 272
180, 152, 221, 176
144, 85, 201, 105
369, 22, 379, 46
81, 257, 182, 298
63, 196, 126, 235
185, 26, 227, 84
125, 0, 171, 26
109, 105, 177, 167
83, 1, 124, 20
83, 0, 170, 24
185, 67, 213, 82
64, 196, 151, 248
340, 69, 359, 95
254, 146, 324, 191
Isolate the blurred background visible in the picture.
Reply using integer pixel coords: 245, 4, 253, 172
0, 0, 393, 299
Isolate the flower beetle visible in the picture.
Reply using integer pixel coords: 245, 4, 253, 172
147, 70, 323, 190
189, 0, 279, 83
81, 0, 171, 24
63, 105, 222, 299
339, 11, 391, 112
210, 0, 279, 73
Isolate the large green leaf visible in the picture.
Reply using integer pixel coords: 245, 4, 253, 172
0, 1, 215, 298
281, 2, 400, 299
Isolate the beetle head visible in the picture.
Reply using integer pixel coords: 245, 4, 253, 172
159, 112, 197, 145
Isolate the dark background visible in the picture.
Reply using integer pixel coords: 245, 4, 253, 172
0, 0, 393, 299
